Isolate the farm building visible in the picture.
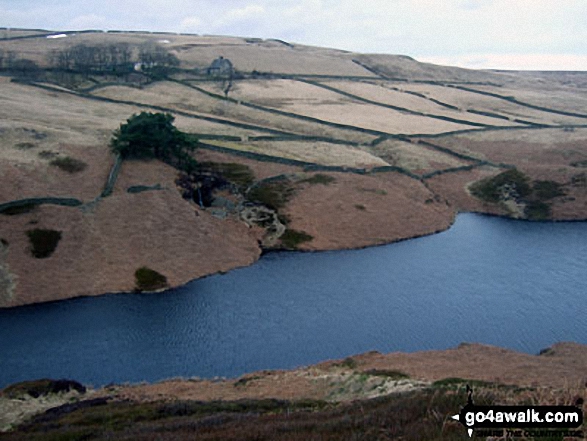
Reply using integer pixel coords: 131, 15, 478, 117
207, 56, 233, 77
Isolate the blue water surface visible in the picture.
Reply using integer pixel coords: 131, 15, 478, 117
1, 213, 586, 388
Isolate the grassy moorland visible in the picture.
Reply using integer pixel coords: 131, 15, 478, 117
1, 27, 587, 438
1, 28, 587, 308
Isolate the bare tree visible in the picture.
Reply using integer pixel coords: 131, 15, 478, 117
138, 42, 179, 69
4, 51, 16, 69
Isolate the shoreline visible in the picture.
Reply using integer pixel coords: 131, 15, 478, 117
1, 211, 586, 390
2, 340, 586, 434
4, 209, 587, 311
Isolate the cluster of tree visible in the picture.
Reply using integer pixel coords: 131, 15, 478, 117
110, 112, 197, 172
47, 41, 179, 75
0, 48, 42, 79
111, 113, 249, 208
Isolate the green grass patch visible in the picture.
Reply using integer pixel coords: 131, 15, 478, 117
2, 379, 86, 399
134, 267, 168, 291
26, 229, 62, 258
247, 181, 294, 211
50, 156, 88, 173
280, 229, 313, 249
300, 174, 336, 185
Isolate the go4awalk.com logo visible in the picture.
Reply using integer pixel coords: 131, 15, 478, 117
451, 386, 584, 438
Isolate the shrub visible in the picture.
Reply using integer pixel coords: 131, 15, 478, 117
14, 142, 36, 150
300, 174, 335, 185
2, 379, 86, 399
571, 160, 587, 168
50, 156, 87, 173
1, 202, 38, 215
470, 169, 531, 203
110, 112, 197, 173
432, 377, 497, 389
199, 162, 255, 189
358, 187, 387, 195
363, 369, 410, 380
38, 150, 58, 159
234, 375, 262, 388
247, 181, 294, 211
571, 172, 586, 187
337, 357, 358, 369
135, 267, 168, 291
26, 229, 62, 258
280, 229, 313, 249
525, 200, 551, 220
532, 180, 565, 200
127, 184, 163, 194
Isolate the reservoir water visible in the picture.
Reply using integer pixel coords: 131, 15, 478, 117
1, 213, 586, 388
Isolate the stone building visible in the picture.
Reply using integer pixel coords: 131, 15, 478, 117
206, 56, 233, 77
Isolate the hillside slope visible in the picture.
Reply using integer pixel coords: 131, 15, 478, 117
1, 29, 587, 307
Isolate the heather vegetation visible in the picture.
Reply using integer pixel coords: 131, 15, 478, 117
0, 386, 518, 441
247, 181, 295, 211
0, 203, 38, 216
532, 180, 565, 200
49, 156, 87, 173
2, 379, 86, 399
470, 168, 531, 203
197, 162, 255, 190
26, 229, 62, 258
134, 267, 168, 291
300, 173, 336, 185
280, 228, 313, 249
470, 169, 567, 220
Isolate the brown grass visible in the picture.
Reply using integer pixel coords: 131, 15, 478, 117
205, 139, 388, 167
0, 159, 262, 307
371, 138, 468, 173
326, 80, 521, 126
224, 79, 470, 135
400, 83, 587, 126
92, 82, 375, 143
283, 171, 455, 250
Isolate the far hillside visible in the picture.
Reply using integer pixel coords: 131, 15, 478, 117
1, 28, 587, 307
